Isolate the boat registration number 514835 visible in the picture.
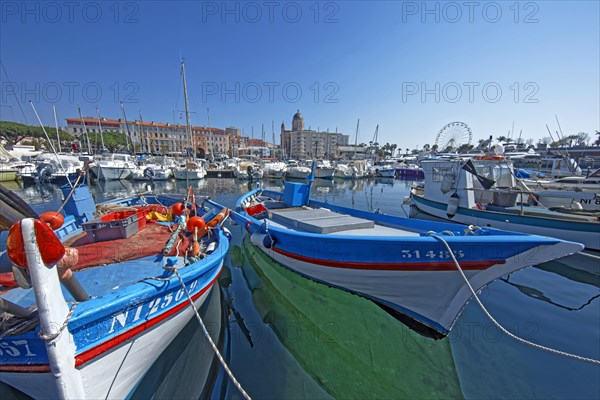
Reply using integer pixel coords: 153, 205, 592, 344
401, 249, 465, 259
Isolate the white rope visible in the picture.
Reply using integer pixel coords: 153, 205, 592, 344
56, 173, 83, 214
171, 268, 252, 400
427, 233, 600, 366
577, 251, 600, 260
38, 302, 77, 341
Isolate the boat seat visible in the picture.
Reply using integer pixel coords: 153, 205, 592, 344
270, 207, 374, 234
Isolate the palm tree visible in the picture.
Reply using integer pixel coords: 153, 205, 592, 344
575, 132, 590, 147
496, 135, 508, 143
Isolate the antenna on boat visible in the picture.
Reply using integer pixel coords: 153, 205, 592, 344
52, 105, 62, 153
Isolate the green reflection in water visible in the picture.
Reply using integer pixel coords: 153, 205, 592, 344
236, 236, 462, 399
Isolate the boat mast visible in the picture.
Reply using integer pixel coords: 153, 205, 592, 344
96, 107, 106, 152
138, 110, 148, 154
272, 120, 275, 158
120, 102, 134, 155
354, 118, 359, 159
52, 105, 62, 153
181, 59, 195, 159
77, 106, 93, 154
373, 124, 379, 162
207, 108, 213, 161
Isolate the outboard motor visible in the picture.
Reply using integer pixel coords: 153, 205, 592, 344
143, 167, 155, 179
36, 162, 54, 183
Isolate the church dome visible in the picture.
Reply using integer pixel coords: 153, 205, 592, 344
292, 110, 304, 131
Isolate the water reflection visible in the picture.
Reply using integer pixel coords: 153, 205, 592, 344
231, 236, 462, 399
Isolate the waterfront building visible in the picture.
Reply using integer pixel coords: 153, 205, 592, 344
280, 111, 349, 160
65, 117, 229, 158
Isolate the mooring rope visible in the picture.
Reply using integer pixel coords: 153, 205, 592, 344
577, 251, 600, 260
170, 267, 252, 400
427, 232, 600, 366
56, 173, 83, 214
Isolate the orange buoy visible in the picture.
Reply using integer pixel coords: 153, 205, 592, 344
186, 216, 206, 233
172, 202, 185, 216
40, 211, 65, 230
195, 208, 230, 238
7, 220, 66, 268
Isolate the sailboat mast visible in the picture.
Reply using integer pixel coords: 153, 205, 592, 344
207, 108, 213, 161
96, 107, 105, 152
272, 120, 275, 158
52, 105, 62, 153
353, 118, 359, 158
138, 110, 148, 154
181, 59, 195, 159
78, 106, 93, 154
120, 103, 134, 155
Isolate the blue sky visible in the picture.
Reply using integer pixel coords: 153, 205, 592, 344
1, 1, 598, 149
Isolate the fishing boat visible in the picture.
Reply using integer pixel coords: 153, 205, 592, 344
210, 166, 583, 337
408, 156, 600, 250
0, 180, 230, 398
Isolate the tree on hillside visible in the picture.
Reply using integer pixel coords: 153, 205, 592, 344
0, 120, 73, 145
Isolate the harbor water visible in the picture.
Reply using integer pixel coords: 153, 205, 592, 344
1, 177, 598, 399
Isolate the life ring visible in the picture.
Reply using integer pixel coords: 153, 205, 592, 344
475, 155, 505, 161
143, 167, 155, 179
195, 208, 230, 238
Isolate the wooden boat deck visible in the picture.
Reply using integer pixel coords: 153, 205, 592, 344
267, 206, 420, 237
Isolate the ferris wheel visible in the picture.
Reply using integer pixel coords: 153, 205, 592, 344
435, 122, 472, 151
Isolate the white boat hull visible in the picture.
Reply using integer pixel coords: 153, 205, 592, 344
1, 287, 214, 399
410, 194, 600, 250
250, 233, 577, 332
173, 169, 206, 180
96, 165, 134, 180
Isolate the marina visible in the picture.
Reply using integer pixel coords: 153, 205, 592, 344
1, 1, 599, 398
1, 175, 598, 398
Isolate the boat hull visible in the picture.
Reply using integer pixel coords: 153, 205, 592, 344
0, 282, 217, 399
173, 169, 206, 180
0, 257, 223, 399
96, 165, 134, 180
410, 193, 600, 250
248, 231, 578, 334
0, 169, 17, 182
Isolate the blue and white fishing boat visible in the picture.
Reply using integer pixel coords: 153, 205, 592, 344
0, 181, 230, 399
409, 156, 600, 250
211, 166, 583, 337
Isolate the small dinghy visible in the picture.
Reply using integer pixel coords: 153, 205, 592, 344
213, 168, 583, 337
0, 182, 230, 399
